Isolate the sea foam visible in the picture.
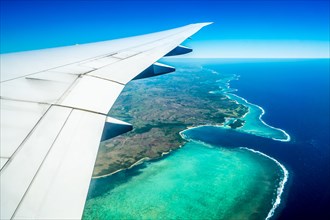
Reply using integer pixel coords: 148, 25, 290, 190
240, 147, 289, 220
206, 68, 291, 142
228, 93, 291, 142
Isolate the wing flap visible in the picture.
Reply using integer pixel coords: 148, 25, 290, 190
80, 56, 120, 69
0, 100, 50, 159
0, 158, 8, 169
87, 25, 204, 84
0, 22, 212, 220
59, 76, 124, 114
12, 110, 105, 220
112, 50, 141, 59
1, 71, 78, 104
25, 71, 78, 82
0, 106, 72, 220
52, 64, 95, 75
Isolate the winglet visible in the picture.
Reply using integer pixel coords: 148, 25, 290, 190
199, 22, 213, 26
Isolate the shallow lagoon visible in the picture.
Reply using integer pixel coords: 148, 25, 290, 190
83, 59, 295, 220
227, 93, 290, 142
83, 141, 284, 220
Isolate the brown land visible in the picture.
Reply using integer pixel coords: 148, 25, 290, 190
92, 64, 248, 177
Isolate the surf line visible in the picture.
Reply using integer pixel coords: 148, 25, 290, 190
205, 69, 291, 142
241, 147, 289, 220
92, 146, 185, 179
179, 126, 289, 220
226, 93, 291, 142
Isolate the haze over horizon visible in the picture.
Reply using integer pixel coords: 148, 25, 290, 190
1, 0, 329, 58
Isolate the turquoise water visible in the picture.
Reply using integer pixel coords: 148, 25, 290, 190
210, 74, 290, 141
83, 142, 284, 220
226, 94, 290, 141
83, 60, 291, 220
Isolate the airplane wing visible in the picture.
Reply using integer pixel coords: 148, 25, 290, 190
0, 23, 212, 219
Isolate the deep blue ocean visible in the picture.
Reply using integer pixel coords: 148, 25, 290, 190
196, 59, 330, 219
85, 59, 329, 220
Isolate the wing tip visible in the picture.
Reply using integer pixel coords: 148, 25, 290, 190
195, 22, 214, 27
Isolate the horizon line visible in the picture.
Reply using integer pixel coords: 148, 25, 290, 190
165, 57, 330, 59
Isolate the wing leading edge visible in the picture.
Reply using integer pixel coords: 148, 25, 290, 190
0, 22, 212, 219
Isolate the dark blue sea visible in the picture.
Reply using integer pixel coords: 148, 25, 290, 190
84, 58, 329, 220
190, 59, 330, 219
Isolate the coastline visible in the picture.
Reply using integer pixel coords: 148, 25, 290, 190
241, 147, 289, 220
228, 93, 291, 142
178, 85, 291, 220
211, 71, 290, 142
92, 157, 150, 179
175, 68, 291, 219
93, 70, 291, 179
93, 122, 290, 219
180, 126, 289, 220
84, 58, 329, 219
92, 145, 185, 179
85, 59, 330, 220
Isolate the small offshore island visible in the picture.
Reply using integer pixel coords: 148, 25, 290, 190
228, 118, 246, 129
93, 63, 248, 177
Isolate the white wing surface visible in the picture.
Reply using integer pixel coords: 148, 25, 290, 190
0, 23, 211, 219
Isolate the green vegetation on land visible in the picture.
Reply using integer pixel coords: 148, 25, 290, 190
93, 64, 248, 177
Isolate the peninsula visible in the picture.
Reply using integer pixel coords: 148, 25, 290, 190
93, 65, 248, 177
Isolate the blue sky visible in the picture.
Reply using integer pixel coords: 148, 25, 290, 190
1, 0, 329, 58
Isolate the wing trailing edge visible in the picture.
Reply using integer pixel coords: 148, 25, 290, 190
0, 22, 213, 220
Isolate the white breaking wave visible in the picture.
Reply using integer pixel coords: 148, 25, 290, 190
240, 147, 289, 220
186, 67, 290, 219
206, 68, 291, 142
228, 93, 291, 142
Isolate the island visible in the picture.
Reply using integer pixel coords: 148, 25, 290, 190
92, 64, 248, 177
228, 119, 246, 129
